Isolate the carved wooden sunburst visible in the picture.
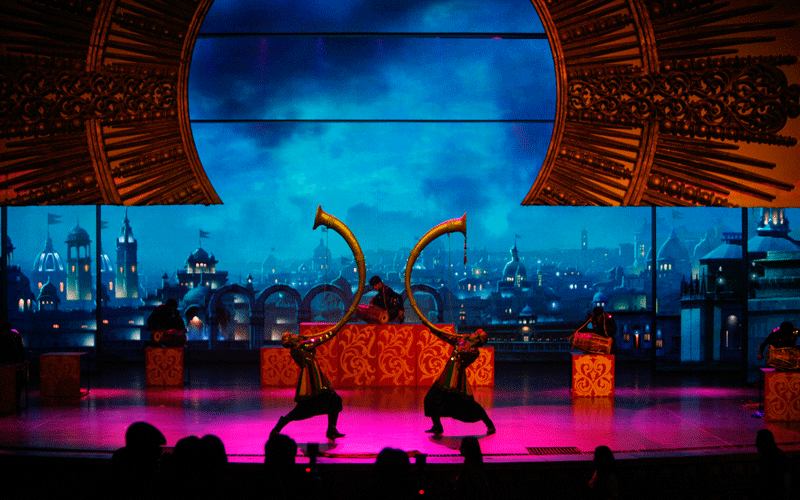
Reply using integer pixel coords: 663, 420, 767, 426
524, 0, 800, 206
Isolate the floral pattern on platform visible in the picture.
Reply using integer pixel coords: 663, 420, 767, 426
40, 353, 83, 398
763, 369, 800, 422
145, 347, 184, 387
262, 324, 494, 388
571, 354, 615, 397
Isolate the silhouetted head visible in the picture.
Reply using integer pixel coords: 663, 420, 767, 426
756, 429, 777, 453
200, 434, 227, 466
264, 433, 298, 469
165, 298, 178, 309
374, 447, 410, 476
369, 275, 383, 288
593, 445, 615, 473
125, 421, 166, 449
459, 436, 483, 463
592, 306, 605, 316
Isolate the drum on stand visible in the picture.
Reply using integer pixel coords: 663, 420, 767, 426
767, 347, 800, 371
572, 331, 613, 355
355, 304, 389, 324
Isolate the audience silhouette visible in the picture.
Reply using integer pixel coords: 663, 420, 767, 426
453, 436, 491, 500
372, 447, 417, 500
751, 429, 793, 500
263, 433, 319, 499
104, 420, 799, 500
586, 445, 619, 500
111, 421, 167, 499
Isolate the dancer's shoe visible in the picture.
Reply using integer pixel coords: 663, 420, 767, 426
326, 427, 345, 440
270, 416, 288, 437
424, 425, 443, 436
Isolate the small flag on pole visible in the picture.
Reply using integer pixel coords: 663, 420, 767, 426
199, 229, 210, 247
47, 213, 62, 225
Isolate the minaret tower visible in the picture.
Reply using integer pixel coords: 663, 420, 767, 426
66, 222, 92, 301
115, 210, 139, 299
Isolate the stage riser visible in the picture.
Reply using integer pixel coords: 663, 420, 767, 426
261, 324, 495, 388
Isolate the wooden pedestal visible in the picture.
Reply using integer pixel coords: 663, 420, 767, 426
0, 362, 27, 414
40, 352, 87, 402
571, 353, 615, 397
762, 368, 800, 422
145, 347, 184, 387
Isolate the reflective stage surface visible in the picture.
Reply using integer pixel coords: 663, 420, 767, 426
1, 361, 799, 464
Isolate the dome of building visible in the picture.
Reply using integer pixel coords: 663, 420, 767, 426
262, 253, 277, 272
746, 208, 800, 253
32, 236, 65, 273
502, 244, 527, 281
37, 278, 60, 306
657, 229, 690, 264
187, 247, 217, 266
592, 291, 609, 304
66, 224, 91, 245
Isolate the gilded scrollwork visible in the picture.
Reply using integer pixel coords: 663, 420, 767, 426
377, 325, 416, 386
572, 355, 614, 397
568, 57, 800, 142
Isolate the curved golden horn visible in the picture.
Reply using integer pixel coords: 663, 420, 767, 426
404, 214, 466, 338
306, 205, 367, 339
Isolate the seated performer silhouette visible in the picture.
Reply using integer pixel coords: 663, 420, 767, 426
573, 306, 617, 354
270, 331, 344, 440
424, 329, 495, 436
146, 298, 186, 347
356, 275, 405, 324
759, 321, 800, 370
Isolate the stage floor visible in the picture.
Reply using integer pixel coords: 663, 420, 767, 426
2, 360, 799, 465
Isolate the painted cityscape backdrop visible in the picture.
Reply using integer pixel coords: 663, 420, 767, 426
3, 0, 800, 382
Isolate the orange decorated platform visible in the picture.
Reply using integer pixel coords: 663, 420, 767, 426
261, 323, 494, 387
762, 368, 800, 422
39, 352, 88, 402
145, 347, 185, 387
571, 353, 615, 397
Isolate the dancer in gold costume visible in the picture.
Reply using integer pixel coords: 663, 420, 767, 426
270, 206, 366, 440
405, 214, 495, 436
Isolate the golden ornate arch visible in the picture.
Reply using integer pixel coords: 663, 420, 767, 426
1, 0, 797, 206
524, 0, 799, 206
0, 0, 220, 205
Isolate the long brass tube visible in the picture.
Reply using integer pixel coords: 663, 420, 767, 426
304, 205, 367, 339
404, 214, 466, 339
